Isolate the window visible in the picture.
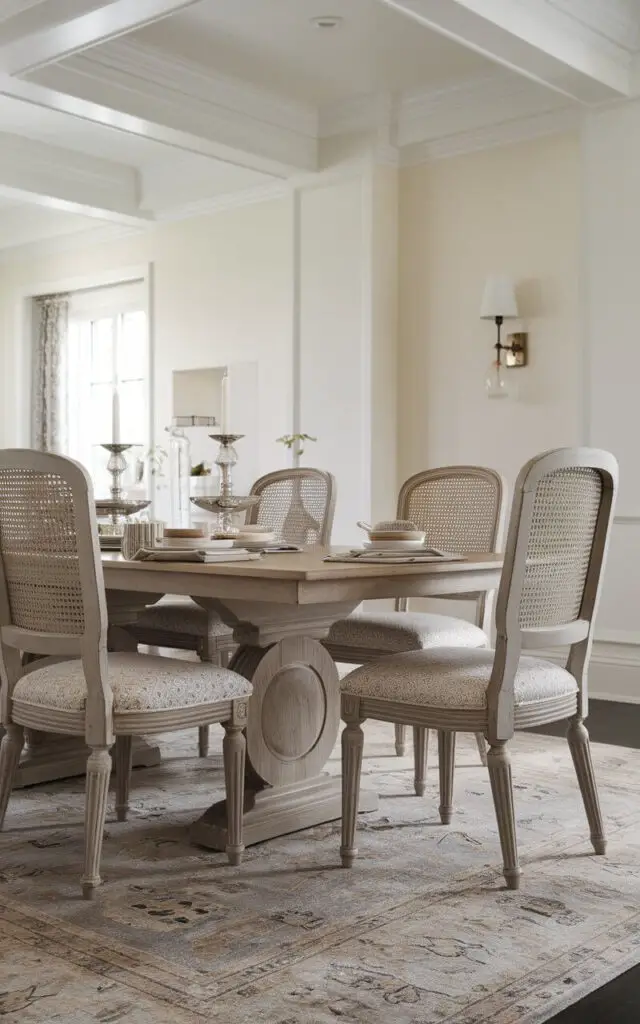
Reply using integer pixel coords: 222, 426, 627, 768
63, 282, 149, 498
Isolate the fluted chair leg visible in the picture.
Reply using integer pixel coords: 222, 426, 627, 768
395, 724, 407, 756
438, 730, 456, 824
487, 742, 521, 890
0, 725, 24, 829
82, 747, 112, 900
223, 721, 246, 865
413, 726, 429, 796
475, 732, 488, 766
341, 720, 364, 867
567, 717, 606, 855
115, 735, 132, 822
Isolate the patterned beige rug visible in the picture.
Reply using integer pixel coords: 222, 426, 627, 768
1, 723, 640, 1024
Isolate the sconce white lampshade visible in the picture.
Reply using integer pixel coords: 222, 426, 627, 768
480, 275, 519, 320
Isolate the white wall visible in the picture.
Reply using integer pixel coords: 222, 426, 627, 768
0, 199, 295, 510
0, 171, 397, 544
297, 168, 398, 544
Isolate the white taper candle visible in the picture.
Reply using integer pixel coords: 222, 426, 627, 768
220, 372, 230, 433
112, 387, 121, 444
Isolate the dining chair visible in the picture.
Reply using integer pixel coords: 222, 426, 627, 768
126, 467, 336, 757
0, 450, 252, 898
326, 466, 506, 781
339, 447, 617, 889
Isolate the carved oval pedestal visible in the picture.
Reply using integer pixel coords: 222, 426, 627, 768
241, 636, 339, 788
189, 635, 377, 851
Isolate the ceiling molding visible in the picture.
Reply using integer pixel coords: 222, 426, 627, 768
0, 220, 142, 263
397, 70, 568, 147
400, 106, 580, 165
377, 0, 632, 102
0, 130, 152, 223
69, 38, 319, 137
0, 0, 201, 76
157, 180, 289, 222
547, 1, 640, 54
19, 58, 317, 177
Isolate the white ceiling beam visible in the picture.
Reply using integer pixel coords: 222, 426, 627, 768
378, 0, 632, 103
0, 131, 152, 224
0, 68, 316, 177
0, 0, 201, 76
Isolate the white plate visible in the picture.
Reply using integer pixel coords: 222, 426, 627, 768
159, 538, 233, 550
364, 539, 426, 551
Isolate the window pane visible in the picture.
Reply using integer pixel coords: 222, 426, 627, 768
91, 318, 115, 384
118, 311, 146, 381
89, 383, 113, 446
121, 379, 147, 445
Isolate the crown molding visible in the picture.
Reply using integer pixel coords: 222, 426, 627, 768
56, 38, 319, 138
398, 71, 571, 147
157, 180, 289, 221
400, 106, 580, 165
0, 221, 143, 264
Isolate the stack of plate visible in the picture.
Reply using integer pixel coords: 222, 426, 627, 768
160, 537, 234, 551
233, 527, 277, 551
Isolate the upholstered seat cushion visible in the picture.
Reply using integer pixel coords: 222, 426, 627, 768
328, 611, 487, 653
341, 647, 577, 710
13, 653, 251, 714
134, 596, 232, 639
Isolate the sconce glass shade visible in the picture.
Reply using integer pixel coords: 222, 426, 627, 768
480, 275, 518, 320
485, 357, 511, 399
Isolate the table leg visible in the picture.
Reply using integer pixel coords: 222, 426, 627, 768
190, 635, 378, 850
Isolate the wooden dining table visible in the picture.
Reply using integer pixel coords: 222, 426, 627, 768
102, 548, 503, 851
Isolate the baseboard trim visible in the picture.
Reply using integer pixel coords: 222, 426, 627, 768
525, 637, 640, 705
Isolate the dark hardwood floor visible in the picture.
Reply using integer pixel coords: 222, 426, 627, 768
528, 699, 640, 1023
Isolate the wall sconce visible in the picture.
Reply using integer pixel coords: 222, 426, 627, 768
480, 275, 528, 399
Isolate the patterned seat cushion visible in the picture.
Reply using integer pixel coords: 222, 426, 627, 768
328, 611, 487, 653
341, 647, 577, 710
135, 596, 232, 639
13, 653, 251, 714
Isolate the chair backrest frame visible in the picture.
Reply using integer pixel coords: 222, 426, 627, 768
0, 450, 112, 746
245, 467, 336, 546
488, 447, 618, 741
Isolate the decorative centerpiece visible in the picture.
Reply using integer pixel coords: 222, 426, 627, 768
190, 434, 259, 537
189, 372, 259, 536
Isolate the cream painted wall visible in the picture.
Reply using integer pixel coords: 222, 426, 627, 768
398, 134, 582, 489
398, 129, 640, 701
583, 98, 640, 690
0, 199, 295, 509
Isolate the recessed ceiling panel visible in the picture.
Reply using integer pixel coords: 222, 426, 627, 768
133, 0, 494, 104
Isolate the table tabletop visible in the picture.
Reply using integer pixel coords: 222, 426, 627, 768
101, 548, 503, 605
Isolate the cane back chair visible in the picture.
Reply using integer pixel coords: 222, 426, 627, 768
326, 466, 506, 777
0, 450, 252, 898
339, 447, 617, 889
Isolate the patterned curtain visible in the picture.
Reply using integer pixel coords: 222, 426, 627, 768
31, 293, 69, 452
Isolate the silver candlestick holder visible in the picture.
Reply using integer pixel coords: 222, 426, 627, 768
190, 433, 259, 536
95, 443, 150, 534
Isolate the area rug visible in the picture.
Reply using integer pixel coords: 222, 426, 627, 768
1, 723, 640, 1024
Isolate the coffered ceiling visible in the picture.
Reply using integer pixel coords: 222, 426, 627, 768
0, 0, 639, 252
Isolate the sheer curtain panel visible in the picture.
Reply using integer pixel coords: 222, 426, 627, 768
31, 293, 69, 452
